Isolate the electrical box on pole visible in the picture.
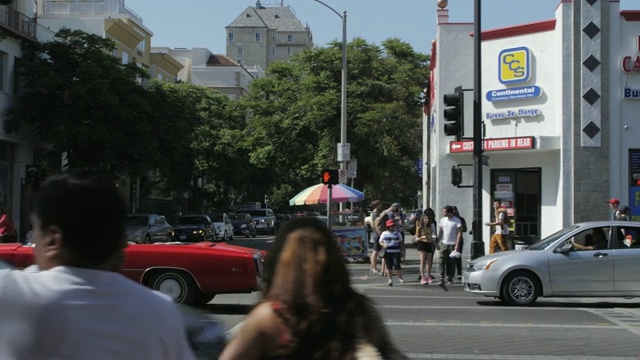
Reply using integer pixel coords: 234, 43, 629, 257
443, 91, 464, 141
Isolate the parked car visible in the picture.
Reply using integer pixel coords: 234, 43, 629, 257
173, 215, 215, 242
234, 209, 276, 235
229, 213, 257, 238
463, 221, 640, 306
208, 213, 234, 241
125, 214, 174, 244
0, 241, 265, 307
274, 214, 291, 232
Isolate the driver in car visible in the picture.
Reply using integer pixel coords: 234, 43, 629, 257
571, 228, 607, 250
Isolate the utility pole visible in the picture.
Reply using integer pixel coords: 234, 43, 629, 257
470, 0, 485, 260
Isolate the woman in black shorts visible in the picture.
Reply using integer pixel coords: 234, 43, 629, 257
414, 209, 436, 284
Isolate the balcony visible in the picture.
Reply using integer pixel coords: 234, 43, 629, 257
0, 7, 37, 42
43, 0, 143, 25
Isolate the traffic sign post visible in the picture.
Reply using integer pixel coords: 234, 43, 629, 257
338, 169, 348, 184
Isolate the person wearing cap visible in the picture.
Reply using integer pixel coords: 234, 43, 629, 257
378, 218, 405, 286
609, 198, 621, 221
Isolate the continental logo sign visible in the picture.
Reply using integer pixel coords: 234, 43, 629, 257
499, 46, 531, 85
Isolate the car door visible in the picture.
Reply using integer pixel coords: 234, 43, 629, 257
224, 214, 233, 234
205, 216, 214, 240
149, 215, 162, 242
612, 224, 640, 292
548, 226, 614, 293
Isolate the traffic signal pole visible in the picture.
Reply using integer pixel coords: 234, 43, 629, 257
470, 0, 485, 260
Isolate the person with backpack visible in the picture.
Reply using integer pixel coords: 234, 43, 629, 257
486, 199, 510, 254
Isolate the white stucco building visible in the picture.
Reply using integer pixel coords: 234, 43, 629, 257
426, 0, 640, 254
161, 47, 265, 100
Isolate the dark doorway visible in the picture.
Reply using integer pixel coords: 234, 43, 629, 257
490, 168, 541, 238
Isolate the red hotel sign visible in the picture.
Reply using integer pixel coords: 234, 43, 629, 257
449, 136, 535, 153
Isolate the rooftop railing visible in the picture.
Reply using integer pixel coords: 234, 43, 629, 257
43, 0, 143, 25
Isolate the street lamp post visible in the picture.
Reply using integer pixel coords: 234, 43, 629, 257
314, 0, 349, 187
470, 0, 485, 260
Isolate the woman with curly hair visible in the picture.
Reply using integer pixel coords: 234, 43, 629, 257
220, 217, 406, 360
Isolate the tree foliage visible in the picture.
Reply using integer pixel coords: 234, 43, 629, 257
5, 28, 156, 175
242, 37, 429, 208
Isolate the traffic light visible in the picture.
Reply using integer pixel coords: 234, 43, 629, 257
443, 91, 464, 140
321, 169, 339, 185
451, 166, 462, 187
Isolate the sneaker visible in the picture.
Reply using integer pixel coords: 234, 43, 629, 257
420, 278, 428, 285
387, 279, 393, 286
427, 276, 434, 284
399, 278, 405, 284
370, 269, 379, 275
437, 280, 444, 285
457, 275, 462, 280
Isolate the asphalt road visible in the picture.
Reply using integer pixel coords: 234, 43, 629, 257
209, 234, 640, 359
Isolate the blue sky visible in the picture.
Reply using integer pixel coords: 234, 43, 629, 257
125, 0, 637, 55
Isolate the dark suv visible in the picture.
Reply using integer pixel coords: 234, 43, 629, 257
173, 215, 215, 242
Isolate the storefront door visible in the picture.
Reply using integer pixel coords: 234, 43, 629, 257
490, 168, 541, 239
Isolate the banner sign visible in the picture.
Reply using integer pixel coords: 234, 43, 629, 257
449, 136, 535, 153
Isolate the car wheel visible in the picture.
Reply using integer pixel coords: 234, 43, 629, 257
500, 271, 540, 306
144, 234, 152, 244
252, 228, 256, 238
165, 232, 172, 242
147, 270, 198, 305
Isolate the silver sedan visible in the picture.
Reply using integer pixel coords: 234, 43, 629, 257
463, 221, 640, 306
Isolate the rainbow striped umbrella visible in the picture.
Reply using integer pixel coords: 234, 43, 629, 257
289, 183, 365, 206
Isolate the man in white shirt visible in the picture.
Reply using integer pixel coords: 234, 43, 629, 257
0, 171, 196, 360
437, 206, 462, 285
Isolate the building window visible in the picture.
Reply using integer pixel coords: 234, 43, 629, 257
272, 33, 276, 40
0, 52, 6, 93
271, 47, 275, 54
237, 59, 243, 65
122, 52, 129, 64
228, 32, 234, 42
288, 34, 293, 42
238, 47, 243, 55
287, 47, 291, 54
255, 32, 261, 42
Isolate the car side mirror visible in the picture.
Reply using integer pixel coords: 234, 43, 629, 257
553, 241, 573, 254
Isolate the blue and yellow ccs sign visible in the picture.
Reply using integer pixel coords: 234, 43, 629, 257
499, 47, 531, 85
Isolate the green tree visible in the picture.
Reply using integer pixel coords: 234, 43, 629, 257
5, 28, 156, 175
146, 81, 252, 212
242, 37, 429, 208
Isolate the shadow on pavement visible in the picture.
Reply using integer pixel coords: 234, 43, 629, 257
203, 304, 253, 315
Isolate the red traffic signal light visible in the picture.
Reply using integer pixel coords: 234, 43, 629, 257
321, 169, 339, 185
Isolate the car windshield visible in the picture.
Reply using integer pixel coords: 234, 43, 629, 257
228, 214, 245, 221
176, 216, 205, 225
126, 216, 148, 227
528, 225, 578, 250
237, 210, 266, 217
209, 214, 224, 222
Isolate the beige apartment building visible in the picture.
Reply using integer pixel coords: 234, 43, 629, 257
226, 0, 313, 70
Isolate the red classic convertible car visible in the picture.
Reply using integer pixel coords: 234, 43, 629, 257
0, 241, 264, 307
